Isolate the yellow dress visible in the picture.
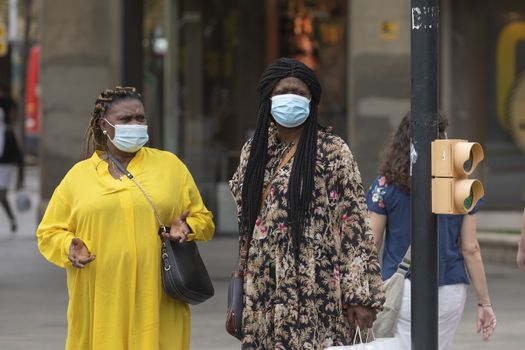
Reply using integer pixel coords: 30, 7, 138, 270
36, 147, 215, 350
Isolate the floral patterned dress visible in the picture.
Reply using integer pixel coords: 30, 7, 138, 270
230, 126, 385, 350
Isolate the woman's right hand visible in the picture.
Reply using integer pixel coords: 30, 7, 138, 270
68, 238, 96, 268
477, 305, 496, 341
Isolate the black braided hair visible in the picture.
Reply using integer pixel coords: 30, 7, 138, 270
241, 57, 322, 257
84, 86, 143, 157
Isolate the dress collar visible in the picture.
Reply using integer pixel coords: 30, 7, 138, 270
90, 148, 145, 177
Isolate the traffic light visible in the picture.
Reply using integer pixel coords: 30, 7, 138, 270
431, 139, 485, 214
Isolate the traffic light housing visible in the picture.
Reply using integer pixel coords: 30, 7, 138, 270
431, 139, 485, 214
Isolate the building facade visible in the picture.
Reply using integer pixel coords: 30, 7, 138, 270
39, 0, 525, 230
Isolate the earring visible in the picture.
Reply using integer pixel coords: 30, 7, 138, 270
103, 130, 107, 135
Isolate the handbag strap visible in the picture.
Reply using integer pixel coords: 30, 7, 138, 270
105, 151, 167, 233
238, 142, 297, 271
396, 245, 411, 277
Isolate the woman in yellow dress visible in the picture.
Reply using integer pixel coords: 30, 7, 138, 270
36, 86, 215, 350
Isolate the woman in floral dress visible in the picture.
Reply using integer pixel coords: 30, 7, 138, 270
229, 58, 385, 349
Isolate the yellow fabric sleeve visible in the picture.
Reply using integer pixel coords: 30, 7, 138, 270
182, 169, 215, 242
36, 185, 76, 268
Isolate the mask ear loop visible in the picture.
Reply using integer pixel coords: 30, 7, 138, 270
101, 118, 115, 138
104, 118, 116, 129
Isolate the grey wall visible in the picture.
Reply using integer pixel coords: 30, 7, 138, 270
39, 0, 122, 204
348, 0, 411, 188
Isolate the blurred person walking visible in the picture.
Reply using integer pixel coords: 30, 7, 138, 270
516, 208, 525, 271
36, 87, 215, 350
366, 114, 496, 349
0, 86, 23, 233
229, 58, 385, 349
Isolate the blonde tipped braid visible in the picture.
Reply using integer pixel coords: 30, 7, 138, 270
83, 86, 143, 158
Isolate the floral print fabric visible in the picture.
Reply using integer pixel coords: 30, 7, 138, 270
230, 125, 385, 349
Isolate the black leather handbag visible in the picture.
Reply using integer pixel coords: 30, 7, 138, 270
226, 237, 249, 340
159, 226, 214, 304
107, 152, 214, 305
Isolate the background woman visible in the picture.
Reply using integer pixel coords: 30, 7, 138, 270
0, 87, 23, 233
37, 86, 214, 350
366, 113, 496, 349
230, 58, 384, 349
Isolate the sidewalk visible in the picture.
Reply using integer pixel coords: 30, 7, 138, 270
1, 166, 523, 349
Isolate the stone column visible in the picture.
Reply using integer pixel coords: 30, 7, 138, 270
39, 0, 122, 212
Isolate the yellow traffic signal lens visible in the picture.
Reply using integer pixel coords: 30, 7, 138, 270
463, 188, 474, 209
463, 150, 473, 173
454, 142, 484, 176
454, 179, 484, 213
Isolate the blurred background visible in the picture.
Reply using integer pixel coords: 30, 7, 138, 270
0, 0, 524, 349
0, 0, 524, 225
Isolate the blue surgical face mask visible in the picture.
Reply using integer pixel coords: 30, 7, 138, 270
270, 94, 311, 128
104, 119, 149, 153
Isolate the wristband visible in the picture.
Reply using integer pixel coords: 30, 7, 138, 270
477, 303, 492, 307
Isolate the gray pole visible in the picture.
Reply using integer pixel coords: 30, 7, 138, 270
122, 0, 144, 92
410, 1, 439, 349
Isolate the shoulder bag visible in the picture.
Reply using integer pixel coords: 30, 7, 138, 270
225, 236, 249, 340
106, 151, 214, 305
372, 246, 411, 338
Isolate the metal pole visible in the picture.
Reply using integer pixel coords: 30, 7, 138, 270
410, 1, 439, 349
122, 0, 144, 92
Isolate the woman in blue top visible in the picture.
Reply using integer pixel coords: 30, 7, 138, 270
366, 114, 496, 349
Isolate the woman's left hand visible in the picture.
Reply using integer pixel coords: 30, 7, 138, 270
477, 305, 496, 341
163, 210, 191, 242
346, 305, 377, 329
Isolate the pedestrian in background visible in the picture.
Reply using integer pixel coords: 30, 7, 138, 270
516, 208, 525, 271
36, 86, 215, 350
0, 86, 23, 233
229, 58, 385, 349
366, 113, 496, 349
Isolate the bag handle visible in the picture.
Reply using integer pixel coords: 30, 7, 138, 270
106, 151, 167, 233
238, 142, 297, 271
352, 327, 375, 345
396, 245, 411, 277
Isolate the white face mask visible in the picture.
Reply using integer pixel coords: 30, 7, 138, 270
104, 119, 149, 153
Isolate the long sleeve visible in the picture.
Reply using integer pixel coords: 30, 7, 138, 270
330, 143, 385, 310
183, 169, 215, 242
36, 185, 75, 268
228, 140, 251, 215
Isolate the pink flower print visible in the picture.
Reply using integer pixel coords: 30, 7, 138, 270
278, 222, 287, 233
332, 265, 341, 286
341, 214, 349, 224
255, 217, 262, 226
270, 186, 276, 199
378, 176, 386, 186
330, 190, 338, 200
